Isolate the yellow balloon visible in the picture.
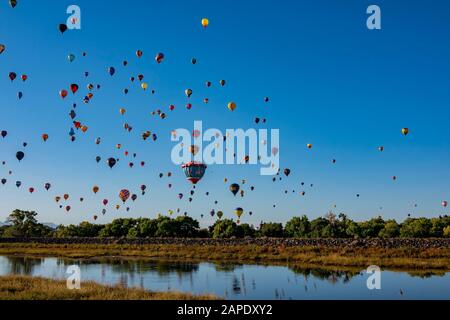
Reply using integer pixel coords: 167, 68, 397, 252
119, 108, 126, 115
141, 83, 148, 90
201, 18, 209, 28
307, 143, 313, 149
228, 102, 236, 111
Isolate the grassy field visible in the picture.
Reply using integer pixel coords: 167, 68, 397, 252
0, 275, 217, 300
1, 242, 450, 270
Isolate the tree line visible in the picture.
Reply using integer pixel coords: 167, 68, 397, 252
1, 209, 450, 239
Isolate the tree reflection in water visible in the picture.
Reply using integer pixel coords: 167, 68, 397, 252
6, 256, 44, 276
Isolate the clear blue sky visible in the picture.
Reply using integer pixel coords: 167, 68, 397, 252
1, 0, 449, 226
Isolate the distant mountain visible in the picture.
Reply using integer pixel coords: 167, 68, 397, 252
43, 222, 58, 230
0, 221, 58, 229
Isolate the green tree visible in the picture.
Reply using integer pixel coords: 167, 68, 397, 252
285, 216, 310, 238
400, 218, 432, 238
358, 216, 386, 238
258, 223, 284, 237
378, 219, 400, 238
99, 218, 137, 237
3, 210, 52, 237
210, 219, 239, 238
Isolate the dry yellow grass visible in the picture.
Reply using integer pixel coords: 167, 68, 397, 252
0, 243, 450, 270
0, 275, 217, 300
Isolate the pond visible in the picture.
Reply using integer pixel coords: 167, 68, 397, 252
0, 255, 449, 299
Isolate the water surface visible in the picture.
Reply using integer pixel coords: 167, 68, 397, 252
0, 255, 449, 299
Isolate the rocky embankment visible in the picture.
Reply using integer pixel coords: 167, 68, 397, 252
1, 237, 450, 249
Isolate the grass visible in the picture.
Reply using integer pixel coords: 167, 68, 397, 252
1, 242, 450, 270
0, 275, 218, 300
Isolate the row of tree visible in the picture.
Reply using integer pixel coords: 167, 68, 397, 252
2, 210, 450, 239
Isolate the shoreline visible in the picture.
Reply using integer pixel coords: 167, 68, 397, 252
1, 239, 450, 271
0, 275, 218, 300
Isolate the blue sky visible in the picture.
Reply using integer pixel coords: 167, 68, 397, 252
0, 0, 449, 226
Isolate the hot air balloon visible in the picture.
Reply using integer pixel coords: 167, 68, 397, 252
8, 72, 16, 81
68, 54, 76, 62
44, 183, 51, 191
136, 50, 143, 58
185, 89, 193, 98
378, 146, 384, 152
188, 145, 200, 156
59, 90, 68, 99
182, 162, 207, 184
228, 102, 236, 111
16, 151, 24, 161
442, 201, 448, 208
17, 92, 23, 100
402, 128, 409, 136
107, 157, 117, 169
201, 18, 209, 28
119, 108, 126, 116
138, 74, 144, 81
108, 67, 116, 76
95, 156, 101, 163
1, 131, 7, 138
0, 44, 5, 54
141, 82, 148, 90
235, 207, 243, 219
284, 168, 291, 177
119, 189, 130, 203
70, 84, 79, 94
41, 133, 49, 142
155, 53, 164, 63
65, 206, 71, 212
59, 24, 68, 34
206, 81, 212, 87
93, 215, 98, 221
230, 183, 240, 196
21, 74, 27, 82
1, 178, 6, 185
103, 199, 108, 206
191, 58, 197, 65
131, 194, 137, 202
93, 186, 99, 194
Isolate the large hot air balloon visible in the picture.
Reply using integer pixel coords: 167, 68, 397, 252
230, 183, 240, 196
119, 189, 130, 203
181, 162, 207, 184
